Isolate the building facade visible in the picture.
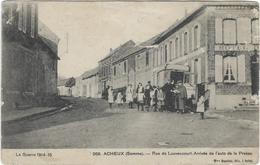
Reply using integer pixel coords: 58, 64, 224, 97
98, 40, 135, 96
2, 2, 60, 109
81, 68, 99, 98
152, 3, 259, 110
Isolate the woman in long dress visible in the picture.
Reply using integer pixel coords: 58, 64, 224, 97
108, 86, 114, 109
126, 84, 134, 108
136, 83, 144, 111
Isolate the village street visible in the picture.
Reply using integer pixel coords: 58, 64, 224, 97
2, 97, 258, 149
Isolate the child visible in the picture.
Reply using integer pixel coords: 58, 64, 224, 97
116, 92, 123, 107
196, 95, 205, 119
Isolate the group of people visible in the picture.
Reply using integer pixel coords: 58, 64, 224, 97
102, 80, 210, 119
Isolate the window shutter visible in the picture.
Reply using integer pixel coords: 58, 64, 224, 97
191, 60, 195, 84
237, 54, 246, 82
22, 4, 27, 33
197, 25, 201, 48
215, 18, 222, 43
237, 18, 251, 43
197, 58, 202, 83
18, 3, 23, 31
215, 55, 223, 82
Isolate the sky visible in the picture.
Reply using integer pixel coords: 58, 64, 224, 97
38, 2, 201, 78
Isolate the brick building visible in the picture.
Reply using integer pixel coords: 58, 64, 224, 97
2, 2, 60, 109
98, 40, 135, 96
151, 3, 259, 110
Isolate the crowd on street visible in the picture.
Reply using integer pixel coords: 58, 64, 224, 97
102, 80, 210, 119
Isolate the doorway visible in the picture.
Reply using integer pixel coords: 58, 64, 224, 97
170, 71, 184, 83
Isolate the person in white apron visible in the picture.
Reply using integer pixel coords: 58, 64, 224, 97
108, 86, 114, 109
136, 83, 144, 111
126, 84, 134, 108
196, 89, 210, 119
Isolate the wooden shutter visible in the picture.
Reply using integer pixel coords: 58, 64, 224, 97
237, 18, 251, 43
237, 54, 246, 82
215, 55, 223, 82
215, 18, 222, 43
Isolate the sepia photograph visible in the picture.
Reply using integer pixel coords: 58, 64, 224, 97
1, 0, 259, 155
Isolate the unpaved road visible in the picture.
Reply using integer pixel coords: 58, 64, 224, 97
2, 98, 258, 148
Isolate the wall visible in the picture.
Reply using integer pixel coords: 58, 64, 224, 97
207, 5, 259, 109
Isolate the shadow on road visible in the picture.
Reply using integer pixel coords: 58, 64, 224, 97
2, 97, 118, 136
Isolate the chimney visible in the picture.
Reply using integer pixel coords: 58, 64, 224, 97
184, 8, 188, 17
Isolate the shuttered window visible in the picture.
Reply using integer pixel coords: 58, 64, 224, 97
31, 4, 36, 38
169, 41, 172, 61
22, 4, 27, 33
18, 3, 23, 30
175, 37, 179, 58
237, 17, 251, 43
193, 25, 199, 49
223, 19, 236, 44
164, 45, 167, 63
184, 32, 188, 55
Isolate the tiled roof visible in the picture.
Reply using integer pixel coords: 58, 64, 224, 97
82, 67, 99, 80
112, 33, 161, 63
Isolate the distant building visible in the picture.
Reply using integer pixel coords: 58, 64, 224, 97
111, 35, 160, 93
2, 2, 60, 109
81, 67, 99, 98
57, 77, 75, 96
98, 40, 135, 96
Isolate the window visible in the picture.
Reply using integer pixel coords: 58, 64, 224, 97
223, 19, 236, 44
113, 66, 116, 76
184, 32, 188, 55
193, 25, 198, 49
164, 45, 167, 63
18, 3, 23, 30
223, 56, 237, 83
169, 41, 172, 60
237, 17, 251, 43
160, 47, 163, 65
146, 51, 149, 66
31, 4, 36, 38
252, 18, 259, 44
22, 4, 27, 33
175, 37, 179, 58
123, 61, 127, 73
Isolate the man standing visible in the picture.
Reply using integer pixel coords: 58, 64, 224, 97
162, 79, 173, 112
144, 81, 153, 111
175, 81, 187, 113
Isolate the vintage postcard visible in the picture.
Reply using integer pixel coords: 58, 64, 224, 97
1, 0, 259, 164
